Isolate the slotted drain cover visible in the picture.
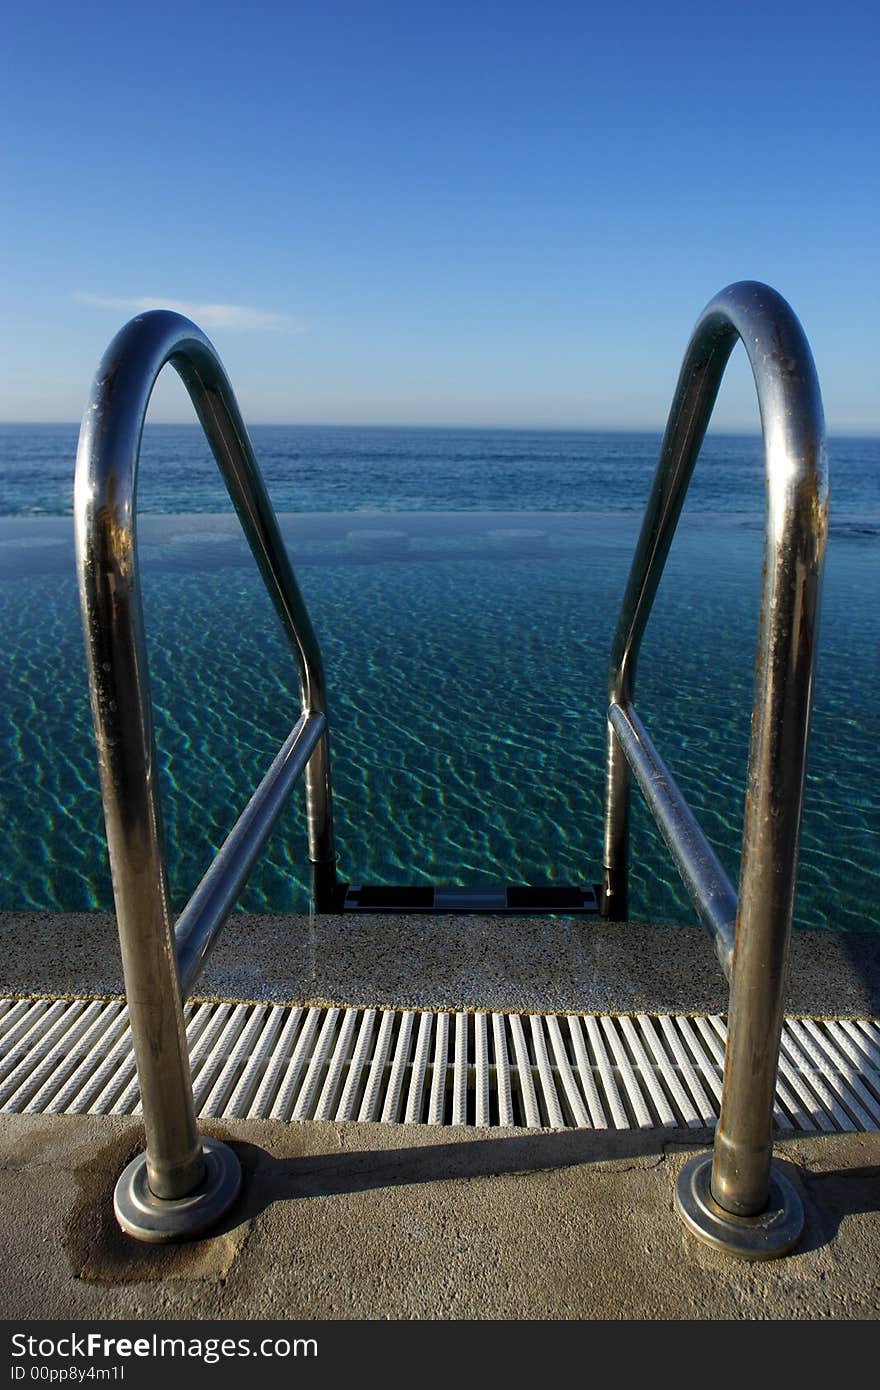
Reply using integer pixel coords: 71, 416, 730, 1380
1, 996, 879, 1133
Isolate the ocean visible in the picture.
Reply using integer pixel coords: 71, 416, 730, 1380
2, 423, 879, 518
0, 423, 877, 932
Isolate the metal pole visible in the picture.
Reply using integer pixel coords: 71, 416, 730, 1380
603, 282, 827, 1257
174, 712, 327, 995
74, 310, 337, 1237
607, 703, 736, 979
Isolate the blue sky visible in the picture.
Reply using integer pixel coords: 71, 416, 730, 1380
1, 0, 877, 429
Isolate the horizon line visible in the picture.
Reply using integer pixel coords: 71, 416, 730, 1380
1, 420, 878, 437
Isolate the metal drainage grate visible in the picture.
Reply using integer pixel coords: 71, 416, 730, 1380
1, 996, 879, 1133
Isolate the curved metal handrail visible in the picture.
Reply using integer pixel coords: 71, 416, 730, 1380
74, 311, 336, 1232
602, 280, 827, 1254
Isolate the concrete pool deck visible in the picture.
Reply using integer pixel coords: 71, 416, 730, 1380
1, 1115, 878, 1321
3, 910, 880, 1016
1, 911, 878, 1321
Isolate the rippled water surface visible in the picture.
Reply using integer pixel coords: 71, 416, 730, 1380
1, 509, 877, 931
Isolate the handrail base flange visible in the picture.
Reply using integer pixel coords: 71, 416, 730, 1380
114, 1138, 242, 1243
674, 1152, 803, 1261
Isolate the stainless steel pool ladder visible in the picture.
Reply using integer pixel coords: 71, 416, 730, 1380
74, 281, 827, 1258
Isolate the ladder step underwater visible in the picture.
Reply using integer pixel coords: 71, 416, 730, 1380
339, 884, 600, 914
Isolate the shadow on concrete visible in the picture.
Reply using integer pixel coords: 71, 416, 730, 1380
793, 1161, 880, 1254
67, 1122, 701, 1285
214, 1133, 880, 1269
219, 1132, 880, 1246
227, 1125, 700, 1217
61, 1115, 880, 1286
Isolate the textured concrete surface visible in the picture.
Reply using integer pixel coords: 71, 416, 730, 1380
0, 1113, 877, 1320
3, 911, 879, 1016
4, 910, 876, 1321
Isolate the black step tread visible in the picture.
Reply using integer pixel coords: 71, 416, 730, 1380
340, 883, 599, 914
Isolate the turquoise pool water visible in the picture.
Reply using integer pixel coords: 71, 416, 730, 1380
1, 509, 876, 932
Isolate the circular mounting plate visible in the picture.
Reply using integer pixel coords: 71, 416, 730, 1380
675, 1152, 804, 1260
114, 1138, 242, 1243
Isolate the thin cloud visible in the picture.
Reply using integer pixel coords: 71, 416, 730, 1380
74, 292, 305, 333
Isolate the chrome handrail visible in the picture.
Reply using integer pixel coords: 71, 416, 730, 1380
602, 281, 827, 1257
74, 310, 337, 1240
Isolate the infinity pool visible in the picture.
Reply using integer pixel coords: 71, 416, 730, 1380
1, 510, 877, 931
